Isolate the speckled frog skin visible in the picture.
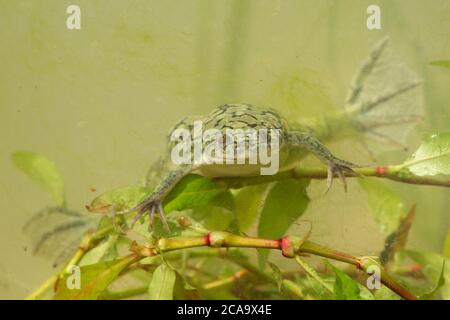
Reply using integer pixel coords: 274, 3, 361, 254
168, 103, 355, 176
131, 103, 358, 230
170, 104, 289, 177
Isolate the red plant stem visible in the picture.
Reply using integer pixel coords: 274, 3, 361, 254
135, 231, 416, 300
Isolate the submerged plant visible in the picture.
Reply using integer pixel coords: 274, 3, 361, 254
14, 39, 450, 300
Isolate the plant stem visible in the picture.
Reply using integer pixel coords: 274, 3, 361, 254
25, 273, 59, 300
130, 231, 416, 300
358, 256, 417, 301
219, 165, 450, 189
28, 232, 417, 300
202, 269, 249, 290
156, 231, 280, 253
295, 166, 450, 188
300, 241, 360, 265
25, 231, 98, 300
281, 279, 306, 299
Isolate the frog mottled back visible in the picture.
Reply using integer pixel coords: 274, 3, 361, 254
165, 104, 290, 174
203, 104, 288, 134
168, 104, 288, 146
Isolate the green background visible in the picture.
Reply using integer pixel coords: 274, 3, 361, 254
0, 0, 449, 298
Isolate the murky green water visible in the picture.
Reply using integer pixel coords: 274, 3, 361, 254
1, 0, 449, 298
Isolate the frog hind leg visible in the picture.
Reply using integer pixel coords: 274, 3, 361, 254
287, 131, 361, 192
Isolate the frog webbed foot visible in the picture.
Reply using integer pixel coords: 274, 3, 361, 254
326, 159, 361, 193
131, 196, 170, 232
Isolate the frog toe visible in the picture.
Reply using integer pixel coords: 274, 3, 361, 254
130, 199, 170, 232
326, 161, 360, 193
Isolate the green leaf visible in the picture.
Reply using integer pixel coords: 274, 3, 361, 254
402, 132, 450, 176
190, 206, 234, 231
86, 186, 152, 213
404, 250, 448, 283
258, 179, 310, 239
233, 184, 270, 232
430, 60, 450, 70
405, 250, 450, 299
295, 256, 333, 294
88, 175, 232, 220
295, 274, 334, 299
12, 151, 65, 206
268, 262, 283, 292
257, 179, 310, 264
164, 174, 231, 213
54, 255, 136, 300
373, 285, 401, 300
282, 279, 305, 298
357, 284, 375, 300
79, 235, 119, 266
328, 263, 361, 300
148, 264, 176, 300
359, 178, 405, 235
421, 261, 446, 300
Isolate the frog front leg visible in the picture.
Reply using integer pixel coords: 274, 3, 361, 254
130, 164, 194, 231
286, 131, 360, 192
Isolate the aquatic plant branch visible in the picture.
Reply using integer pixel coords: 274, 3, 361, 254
25, 230, 103, 300
202, 269, 249, 290
25, 272, 59, 300
28, 225, 423, 300
295, 166, 450, 188
219, 165, 450, 189
27, 218, 418, 300
27, 229, 416, 300
129, 231, 416, 300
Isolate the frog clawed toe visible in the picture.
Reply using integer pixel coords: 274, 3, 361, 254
325, 161, 360, 193
130, 198, 170, 232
